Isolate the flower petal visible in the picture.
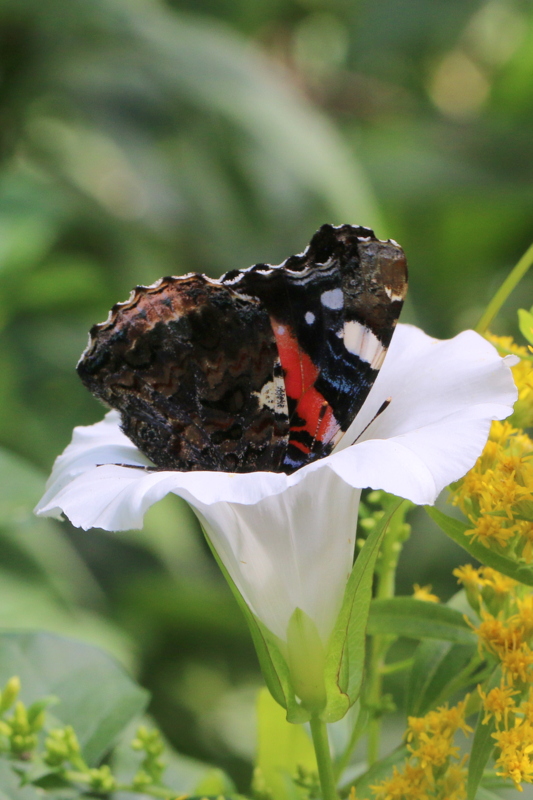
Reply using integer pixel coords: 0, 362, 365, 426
337, 324, 517, 446
37, 455, 358, 642
326, 324, 517, 503
194, 469, 359, 641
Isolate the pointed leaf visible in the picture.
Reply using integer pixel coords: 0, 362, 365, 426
406, 640, 478, 717
426, 507, 533, 587
322, 499, 404, 723
467, 668, 501, 800
367, 597, 476, 644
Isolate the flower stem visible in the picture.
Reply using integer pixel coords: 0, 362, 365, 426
310, 716, 338, 800
366, 500, 409, 765
476, 241, 533, 334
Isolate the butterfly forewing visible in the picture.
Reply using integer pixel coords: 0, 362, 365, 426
222, 224, 408, 472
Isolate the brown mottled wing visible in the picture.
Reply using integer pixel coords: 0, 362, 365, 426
77, 274, 289, 472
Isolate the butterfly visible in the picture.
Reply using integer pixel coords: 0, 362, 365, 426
77, 224, 408, 474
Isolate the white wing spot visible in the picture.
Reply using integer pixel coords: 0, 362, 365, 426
320, 288, 343, 310
343, 320, 386, 369
384, 285, 405, 302
305, 311, 315, 325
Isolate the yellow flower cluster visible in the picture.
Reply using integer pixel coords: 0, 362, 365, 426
487, 335, 533, 430
451, 335, 533, 560
455, 564, 533, 790
368, 702, 471, 800
452, 419, 533, 560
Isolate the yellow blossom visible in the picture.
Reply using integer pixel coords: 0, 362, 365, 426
493, 719, 533, 788
453, 564, 481, 590
412, 584, 439, 603
512, 595, 533, 638
480, 567, 518, 595
465, 515, 516, 549
473, 611, 522, 658
501, 643, 533, 685
478, 682, 518, 726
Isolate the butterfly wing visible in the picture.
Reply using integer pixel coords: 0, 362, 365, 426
222, 224, 408, 472
77, 274, 290, 472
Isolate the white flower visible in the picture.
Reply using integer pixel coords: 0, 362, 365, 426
35, 324, 517, 649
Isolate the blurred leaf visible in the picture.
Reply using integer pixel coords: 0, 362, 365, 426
194, 768, 236, 796
0, 445, 105, 605
406, 639, 478, 717
367, 597, 476, 644
518, 307, 533, 345
255, 688, 316, 800
112, 718, 230, 798
0, 631, 148, 765
0, 570, 134, 668
20, 256, 107, 311
0, 760, 41, 799
106, 2, 382, 226
426, 507, 533, 587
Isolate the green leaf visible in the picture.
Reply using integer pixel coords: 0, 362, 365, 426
201, 526, 309, 723
476, 788, 507, 800
406, 639, 478, 717
426, 507, 533, 587
367, 597, 476, 644
322, 499, 404, 723
467, 668, 501, 800
255, 687, 316, 800
0, 631, 148, 765
0, 569, 134, 669
0, 760, 41, 799
518, 307, 533, 346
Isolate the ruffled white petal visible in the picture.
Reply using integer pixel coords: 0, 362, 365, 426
338, 324, 517, 446
35, 323, 517, 642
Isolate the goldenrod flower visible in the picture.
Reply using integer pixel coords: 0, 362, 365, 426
412, 584, 439, 603
478, 682, 518, 726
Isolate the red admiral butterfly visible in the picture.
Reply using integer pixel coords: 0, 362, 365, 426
77, 224, 408, 474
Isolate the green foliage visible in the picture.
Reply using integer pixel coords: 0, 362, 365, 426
0, 631, 148, 765
0, 648, 235, 799
467, 669, 502, 800
254, 688, 317, 800
518, 306, 533, 346
322, 497, 404, 723
426, 506, 533, 586
367, 597, 476, 644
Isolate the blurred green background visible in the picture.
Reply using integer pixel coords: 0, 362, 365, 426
1, 0, 533, 788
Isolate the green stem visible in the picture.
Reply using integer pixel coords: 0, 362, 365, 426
366, 503, 407, 765
476, 241, 533, 334
334, 704, 369, 781
380, 657, 414, 676
64, 771, 175, 799
310, 716, 338, 800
